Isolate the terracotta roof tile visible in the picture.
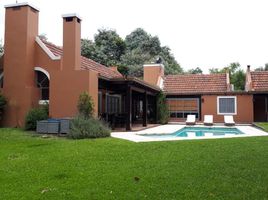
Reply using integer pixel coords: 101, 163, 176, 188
163, 73, 228, 94
41, 40, 122, 79
250, 71, 268, 92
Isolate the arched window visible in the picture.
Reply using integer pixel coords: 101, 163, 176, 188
35, 69, 49, 101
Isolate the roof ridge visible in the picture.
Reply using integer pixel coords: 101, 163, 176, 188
39, 38, 122, 79
165, 73, 226, 77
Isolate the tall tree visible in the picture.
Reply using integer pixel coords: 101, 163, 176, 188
81, 28, 183, 76
122, 28, 182, 76
81, 29, 126, 67
209, 62, 245, 91
187, 67, 203, 74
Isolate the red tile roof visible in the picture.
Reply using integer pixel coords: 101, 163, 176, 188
250, 71, 268, 92
41, 40, 122, 79
163, 73, 228, 94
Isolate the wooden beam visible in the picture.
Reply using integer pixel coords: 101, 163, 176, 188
143, 92, 148, 127
126, 85, 132, 131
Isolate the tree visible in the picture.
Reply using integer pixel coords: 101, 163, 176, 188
231, 69, 245, 91
81, 39, 96, 60
156, 91, 169, 124
209, 62, 245, 91
159, 46, 183, 75
81, 30, 125, 67
77, 92, 94, 119
187, 67, 203, 74
255, 63, 268, 71
122, 28, 183, 76
81, 28, 183, 77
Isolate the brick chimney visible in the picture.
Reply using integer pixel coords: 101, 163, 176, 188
226, 71, 233, 91
143, 64, 164, 88
62, 14, 82, 71
3, 3, 39, 127
245, 65, 253, 91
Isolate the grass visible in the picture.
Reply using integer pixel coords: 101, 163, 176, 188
0, 129, 268, 199
256, 122, 268, 132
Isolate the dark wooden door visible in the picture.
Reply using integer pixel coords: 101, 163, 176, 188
254, 95, 268, 122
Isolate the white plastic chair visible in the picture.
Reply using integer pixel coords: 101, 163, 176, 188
224, 115, 235, 126
186, 115, 196, 125
204, 115, 213, 126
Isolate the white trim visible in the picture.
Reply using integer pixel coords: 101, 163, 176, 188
158, 77, 164, 89
4, 2, 39, 11
217, 96, 237, 115
34, 67, 50, 80
35, 37, 61, 61
143, 64, 164, 68
39, 100, 49, 105
62, 13, 82, 21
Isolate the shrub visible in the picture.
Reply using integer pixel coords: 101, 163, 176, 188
25, 106, 49, 130
0, 93, 7, 120
77, 92, 94, 119
156, 91, 169, 124
68, 116, 110, 139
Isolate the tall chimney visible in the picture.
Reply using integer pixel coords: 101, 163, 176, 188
62, 14, 82, 71
3, 3, 39, 127
245, 65, 252, 91
143, 63, 164, 88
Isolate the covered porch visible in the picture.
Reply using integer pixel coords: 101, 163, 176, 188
98, 77, 160, 130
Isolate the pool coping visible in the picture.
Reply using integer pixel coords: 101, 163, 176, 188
111, 124, 268, 143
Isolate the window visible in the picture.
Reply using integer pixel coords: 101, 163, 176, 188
36, 71, 49, 101
106, 94, 121, 114
217, 96, 237, 115
166, 98, 199, 119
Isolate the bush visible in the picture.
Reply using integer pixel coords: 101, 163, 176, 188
77, 92, 94, 118
156, 91, 169, 124
68, 116, 110, 139
25, 106, 49, 130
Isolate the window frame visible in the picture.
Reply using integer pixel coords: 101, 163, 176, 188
217, 96, 237, 115
166, 98, 200, 119
105, 94, 121, 114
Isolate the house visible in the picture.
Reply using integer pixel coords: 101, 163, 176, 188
164, 72, 253, 123
0, 3, 160, 130
0, 3, 266, 130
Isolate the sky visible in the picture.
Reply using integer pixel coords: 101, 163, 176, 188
0, 0, 268, 73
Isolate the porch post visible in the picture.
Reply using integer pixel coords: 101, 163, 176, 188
126, 85, 132, 131
143, 92, 148, 127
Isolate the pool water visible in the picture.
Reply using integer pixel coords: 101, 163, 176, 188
141, 127, 244, 138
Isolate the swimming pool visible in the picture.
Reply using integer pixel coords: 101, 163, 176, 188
140, 127, 245, 138
111, 125, 268, 142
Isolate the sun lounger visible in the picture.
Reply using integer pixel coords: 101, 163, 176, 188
224, 115, 235, 126
204, 115, 213, 126
186, 115, 196, 125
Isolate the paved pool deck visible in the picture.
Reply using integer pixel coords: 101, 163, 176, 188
111, 124, 268, 142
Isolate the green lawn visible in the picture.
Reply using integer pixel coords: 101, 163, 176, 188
0, 129, 268, 200
256, 122, 268, 132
